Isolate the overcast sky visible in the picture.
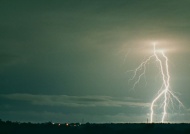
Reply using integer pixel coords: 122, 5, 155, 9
0, 0, 190, 123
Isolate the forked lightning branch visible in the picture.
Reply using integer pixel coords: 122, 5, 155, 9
129, 43, 183, 123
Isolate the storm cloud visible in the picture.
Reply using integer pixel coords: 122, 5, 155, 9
0, 0, 190, 123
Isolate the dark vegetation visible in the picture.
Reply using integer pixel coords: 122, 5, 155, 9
0, 119, 190, 134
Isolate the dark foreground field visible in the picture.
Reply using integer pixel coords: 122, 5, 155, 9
1, 120, 190, 134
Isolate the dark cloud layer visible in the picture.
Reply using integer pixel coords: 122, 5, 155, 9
1, 94, 149, 107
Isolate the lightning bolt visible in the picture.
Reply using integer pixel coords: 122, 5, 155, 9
129, 43, 183, 123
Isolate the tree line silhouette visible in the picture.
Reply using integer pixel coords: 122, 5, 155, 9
0, 119, 190, 134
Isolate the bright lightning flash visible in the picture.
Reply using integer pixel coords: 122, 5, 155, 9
130, 43, 183, 123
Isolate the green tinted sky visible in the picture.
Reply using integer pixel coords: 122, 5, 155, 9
0, 0, 190, 123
